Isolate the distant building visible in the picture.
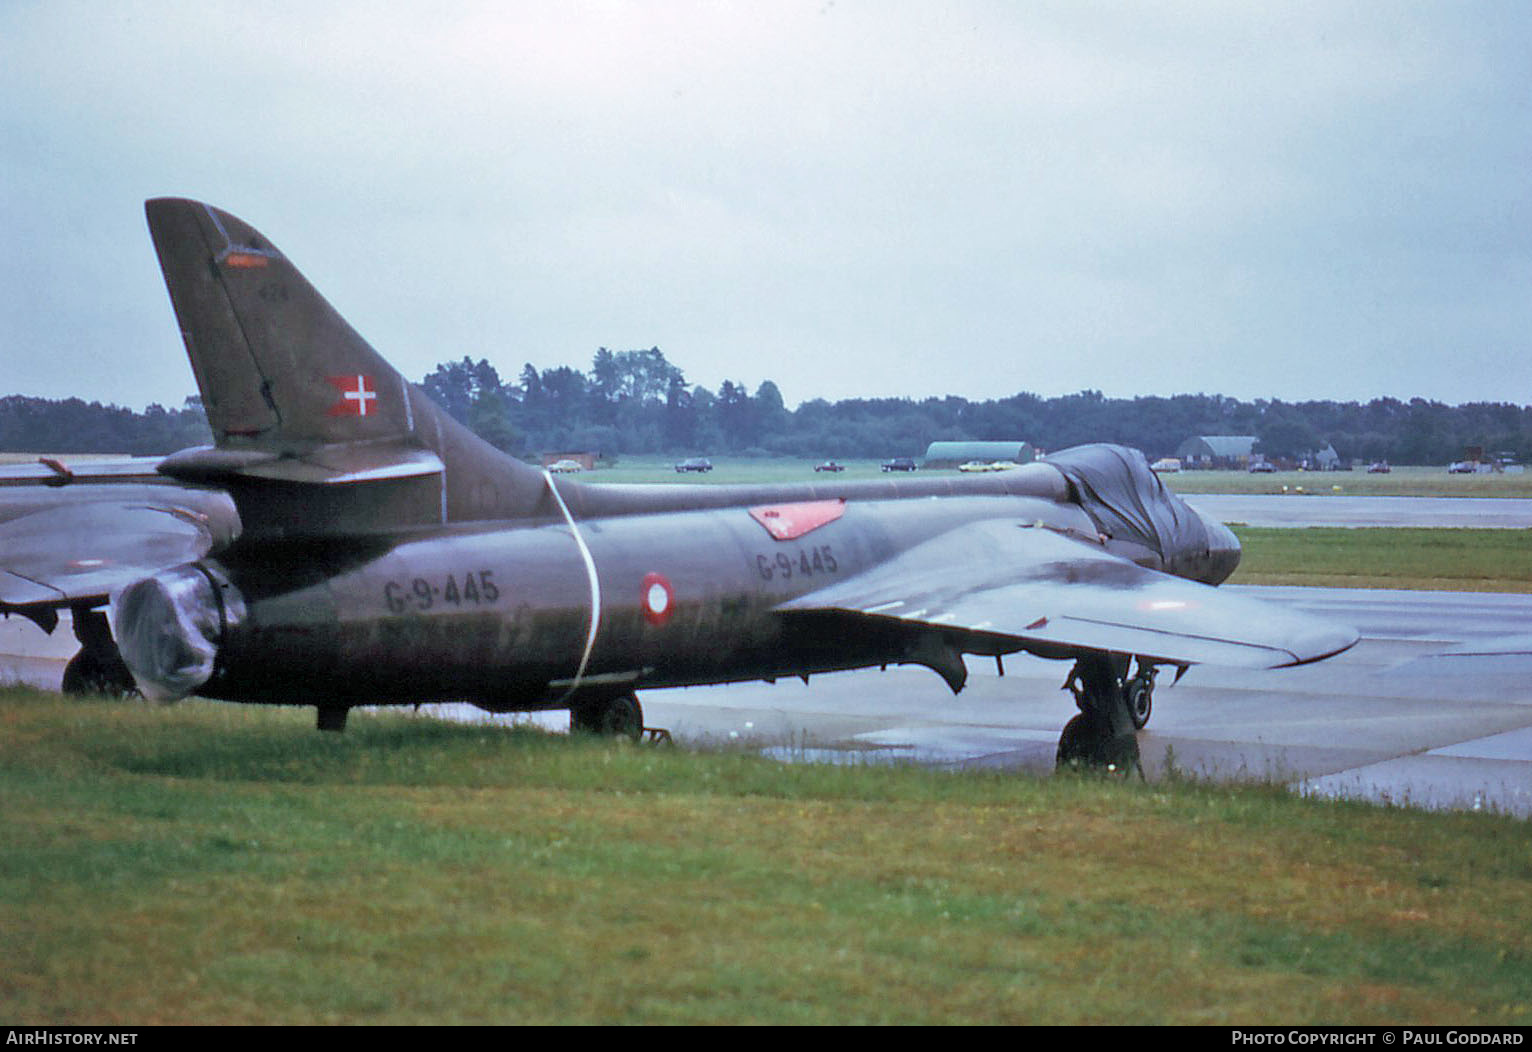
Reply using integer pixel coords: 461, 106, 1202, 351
1310, 443, 1342, 471
1174, 435, 1257, 470
922, 441, 1035, 469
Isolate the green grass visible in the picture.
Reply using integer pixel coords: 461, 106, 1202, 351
1230, 527, 1532, 592
2, 688, 1528, 1025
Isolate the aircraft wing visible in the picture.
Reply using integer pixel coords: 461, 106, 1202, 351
777, 519, 1357, 669
0, 457, 167, 487
0, 488, 237, 630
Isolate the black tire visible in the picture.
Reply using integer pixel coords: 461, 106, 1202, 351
1055, 712, 1140, 774
61, 651, 139, 699
1055, 713, 1093, 767
571, 693, 644, 742
1126, 677, 1153, 730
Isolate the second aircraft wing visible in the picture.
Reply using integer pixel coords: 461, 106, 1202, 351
0, 488, 238, 627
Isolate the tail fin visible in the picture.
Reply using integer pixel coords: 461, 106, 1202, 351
145, 198, 552, 535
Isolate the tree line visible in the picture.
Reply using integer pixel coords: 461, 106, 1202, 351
419, 349, 1531, 465
0, 396, 211, 456
4, 348, 1529, 466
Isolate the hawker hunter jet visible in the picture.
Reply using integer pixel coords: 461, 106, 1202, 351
18, 199, 1359, 767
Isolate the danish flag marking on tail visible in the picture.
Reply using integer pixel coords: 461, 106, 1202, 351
327, 374, 377, 417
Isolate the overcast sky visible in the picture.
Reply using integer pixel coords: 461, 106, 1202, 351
3, 1, 1529, 411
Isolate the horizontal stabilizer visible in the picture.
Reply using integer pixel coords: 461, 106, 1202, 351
158, 443, 445, 486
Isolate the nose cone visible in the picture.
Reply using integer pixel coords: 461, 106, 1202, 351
114, 563, 236, 701
1198, 510, 1242, 585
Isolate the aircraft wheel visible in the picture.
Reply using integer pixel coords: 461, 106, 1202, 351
1055, 713, 1093, 767
1126, 676, 1153, 730
571, 693, 644, 742
60, 651, 139, 699
1055, 712, 1140, 775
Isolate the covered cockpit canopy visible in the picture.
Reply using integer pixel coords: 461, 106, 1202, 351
1043, 444, 1220, 574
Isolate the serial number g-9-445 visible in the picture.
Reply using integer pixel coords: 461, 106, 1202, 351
384, 570, 500, 613
755, 545, 838, 582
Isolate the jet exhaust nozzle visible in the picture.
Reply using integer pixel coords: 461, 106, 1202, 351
114, 562, 244, 701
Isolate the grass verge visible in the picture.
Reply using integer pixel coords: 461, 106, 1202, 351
2, 688, 1528, 1025
1229, 527, 1532, 592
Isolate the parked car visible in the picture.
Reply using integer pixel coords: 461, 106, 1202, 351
1367, 461, 1391, 474
814, 461, 845, 473
880, 457, 917, 472
548, 459, 583, 473
1150, 458, 1180, 473
959, 460, 1015, 473
1448, 461, 1477, 474
1248, 461, 1276, 473
674, 457, 713, 473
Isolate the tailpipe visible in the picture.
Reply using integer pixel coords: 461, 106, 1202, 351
114, 562, 245, 701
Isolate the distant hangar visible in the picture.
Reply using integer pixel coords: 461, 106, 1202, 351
1175, 435, 1256, 470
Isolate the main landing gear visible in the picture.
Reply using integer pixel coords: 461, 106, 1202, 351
60, 608, 138, 698
1055, 653, 1153, 776
570, 692, 670, 743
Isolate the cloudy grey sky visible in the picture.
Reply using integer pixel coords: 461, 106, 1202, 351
3, 1, 1529, 411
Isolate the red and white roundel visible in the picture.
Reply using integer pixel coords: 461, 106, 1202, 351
641, 572, 674, 626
